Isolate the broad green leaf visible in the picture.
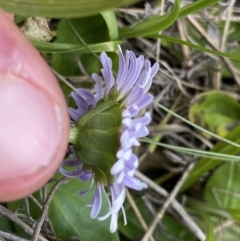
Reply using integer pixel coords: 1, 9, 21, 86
209, 216, 240, 241
204, 162, 240, 209
0, 0, 139, 18
119, 197, 196, 241
198, 158, 240, 241
52, 16, 109, 76
150, 34, 240, 60
189, 91, 240, 138
8, 173, 119, 241
188, 200, 240, 240
0, 216, 15, 233
203, 215, 215, 241
47, 174, 119, 241
101, 10, 119, 40
119, 0, 181, 38
14, 15, 27, 23
181, 124, 240, 191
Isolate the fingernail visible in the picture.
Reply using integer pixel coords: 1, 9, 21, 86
0, 74, 62, 180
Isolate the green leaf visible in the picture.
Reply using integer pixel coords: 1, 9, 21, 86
178, 0, 220, 19
204, 162, 240, 209
203, 215, 215, 241
204, 162, 240, 241
0, 216, 16, 233
32, 41, 122, 53
189, 91, 240, 138
119, 0, 181, 38
150, 34, 240, 60
51, 16, 109, 76
101, 10, 119, 40
181, 124, 240, 191
119, 0, 219, 38
47, 174, 120, 241
8, 173, 120, 241
0, 0, 139, 18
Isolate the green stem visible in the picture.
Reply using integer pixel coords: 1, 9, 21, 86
69, 126, 78, 145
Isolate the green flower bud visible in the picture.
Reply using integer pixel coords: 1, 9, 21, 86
69, 99, 123, 185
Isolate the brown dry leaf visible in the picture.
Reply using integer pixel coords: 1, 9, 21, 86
21, 17, 53, 42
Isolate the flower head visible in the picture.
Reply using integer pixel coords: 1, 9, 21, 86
60, 46, 159, 232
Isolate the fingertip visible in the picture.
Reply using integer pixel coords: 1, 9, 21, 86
0, 8, 69, 202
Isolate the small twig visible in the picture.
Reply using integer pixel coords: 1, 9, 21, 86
177, 19, 193, 67
23, 198, 35, 223
31, 177, 68, 241
156, 0, 165, 63
75, 57, 90, 77
0, 231, 29, 241
67, 19, 99, 59
214, 219, 234, 233
215, 0, 235, 89
141, 162, 196, 241
0, 206, 48, 241
28, 195, 43, 210
125, 189, 155, 241
135, 171, 206, 241
51, 68, 76, 91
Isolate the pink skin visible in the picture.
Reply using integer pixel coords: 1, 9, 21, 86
0, 9, 69, 202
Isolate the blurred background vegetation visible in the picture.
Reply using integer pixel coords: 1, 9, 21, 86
1, 0, 240, 241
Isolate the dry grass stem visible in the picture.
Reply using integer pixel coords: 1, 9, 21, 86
135, 170, 206, 241
0, 231, 30, 241
187, 15, 240, 87
125, 189, 155, 241
31, 177, 68, 241
0, 205, 48, 241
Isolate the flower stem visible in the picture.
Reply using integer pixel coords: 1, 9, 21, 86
69, 126, 78, 145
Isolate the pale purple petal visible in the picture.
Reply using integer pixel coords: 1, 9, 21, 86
92, 73, 104, 101
110, 213, 118, 233
71, 92, 89, 110
126, 87, 144, 107
111, 159, 125, 175
100, 52, 115, 91
120, 53, 143, 95
62, 159, 82, 166
123, 175, 147, 190
116, 47, 129, 90
76, 89, 96, 107
134, 93, 153, 110
68, 108, 81, 122
150, 62, 159, 78
90, 186, 102, 219
59, 167, 86, 178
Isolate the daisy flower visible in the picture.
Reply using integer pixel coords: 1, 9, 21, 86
60, 46, 159, 232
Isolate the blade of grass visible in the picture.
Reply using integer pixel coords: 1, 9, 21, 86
31, 40, 123, 53
142, 138, 240, 162
154, 101, 240, 148
0, 0, 139, 18
149, 34, 240, 60
178, 0, 220, 19
119, 0, 181, 38
181, 124, 240, 191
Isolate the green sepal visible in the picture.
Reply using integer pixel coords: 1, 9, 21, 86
71, 99, 123, 185
77, 100, 119, 127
